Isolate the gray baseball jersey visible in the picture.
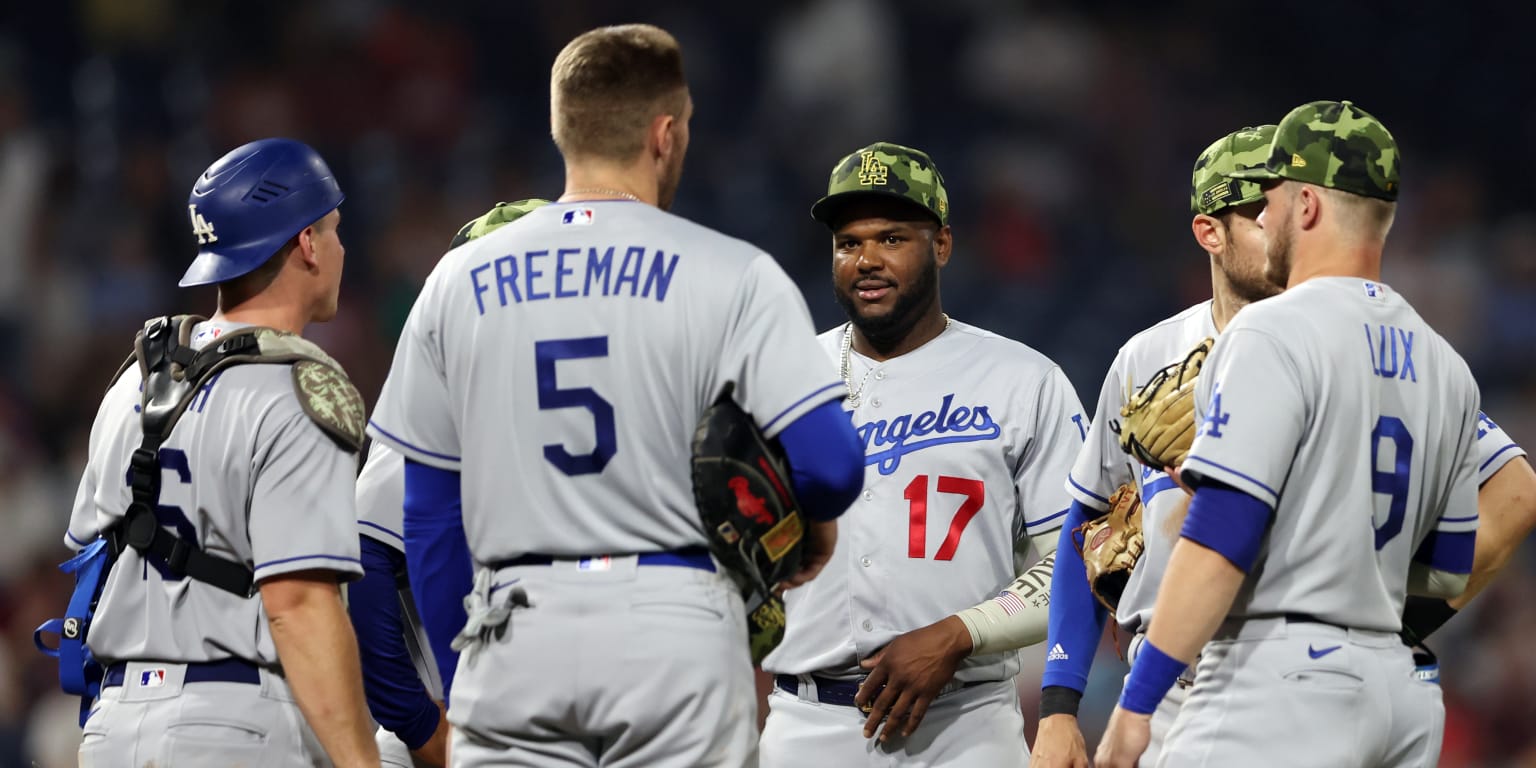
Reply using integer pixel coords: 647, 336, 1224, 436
355, 441, 444, 700
1183, 278, 1480, 631
367, 201, 842, 559
764, 320, 1084, 684
66, 319, 363, 664
1067, 300, 1218, 635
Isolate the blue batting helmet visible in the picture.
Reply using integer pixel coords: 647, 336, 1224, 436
179, 138, 345, 287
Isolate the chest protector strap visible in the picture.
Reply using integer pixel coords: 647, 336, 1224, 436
109, 315, 366, 598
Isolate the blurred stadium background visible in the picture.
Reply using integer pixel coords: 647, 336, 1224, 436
1, 1, 1533, 765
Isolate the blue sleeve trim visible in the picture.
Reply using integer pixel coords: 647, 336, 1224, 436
1479, 443, 1520, 473
1437, 514, 1479, 524
368, 420, 462, 462
1066, 475, 1110, 505
349, 537, 441, 749
1179, 482, 1273, 573
66, 530, 90, 547
1413, 530, 1475, 575
360, 520, 405, 543
762, 382, 844, 433
403, 458, 472, 699
777, 399, 865, 521
1183, 455, 1281, 500
1040, 501, 1109, 693
1140, 475, 1179, 503
1120, 639, 1186, 715
254, 553, 363, 570
1025, 507, 1071, 531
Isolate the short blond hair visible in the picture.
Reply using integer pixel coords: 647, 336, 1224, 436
551, 25, 688, 162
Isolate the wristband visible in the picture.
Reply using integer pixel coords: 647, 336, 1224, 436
1040, 685, 1083, 718
1118, 639, 1185, 715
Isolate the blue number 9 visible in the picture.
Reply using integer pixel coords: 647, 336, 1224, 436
535, 337, 617, 475
1370, 416, 1413, 550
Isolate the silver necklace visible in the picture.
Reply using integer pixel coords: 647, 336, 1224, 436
840, 314, 951, 407
562, 187, 642, 203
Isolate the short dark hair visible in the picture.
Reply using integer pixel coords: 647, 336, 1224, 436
550, 24, 687, 162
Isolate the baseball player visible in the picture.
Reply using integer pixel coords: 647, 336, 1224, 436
1038, 126, 1536, 768
1097, 101, 1480, 768
759, 142, 1086, 765
65, 138, 377, 766
366, 24, 865, 767
350, 199, 548, 768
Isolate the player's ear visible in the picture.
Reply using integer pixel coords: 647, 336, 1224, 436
1297, 184, 1323, 231
932, 224, 953, 267
1191, 214, 1224, 255
296, 225, 320, 271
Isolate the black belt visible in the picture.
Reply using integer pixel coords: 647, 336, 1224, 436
491, 546, 715, 572
1284, 613, 1334, 626
104, 658, 262, 688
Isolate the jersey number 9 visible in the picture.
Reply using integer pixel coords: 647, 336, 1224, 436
1370, 415, 1413, 550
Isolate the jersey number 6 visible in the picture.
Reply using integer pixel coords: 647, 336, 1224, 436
536, 336, 617, 476
904, 475, 985, 560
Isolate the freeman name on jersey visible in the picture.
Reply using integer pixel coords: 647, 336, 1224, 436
857, 393, 1000, 475
469, 245, 682, 314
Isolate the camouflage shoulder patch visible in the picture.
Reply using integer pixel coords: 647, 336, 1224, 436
292, 360, 366, 452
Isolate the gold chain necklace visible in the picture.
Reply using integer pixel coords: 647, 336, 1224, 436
562, 187, 641, 202
840, 314, 951, 407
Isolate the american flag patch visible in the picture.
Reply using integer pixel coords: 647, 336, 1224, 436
993, 593, 1027, 616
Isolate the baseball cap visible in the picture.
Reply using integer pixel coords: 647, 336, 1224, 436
1190, 125, 1277, 215
1227, 100, 1400, 201
810, 141, 950, 227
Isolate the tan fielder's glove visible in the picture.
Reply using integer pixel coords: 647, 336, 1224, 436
1076, 484, 1144, 613
1112, 337, 1214, 469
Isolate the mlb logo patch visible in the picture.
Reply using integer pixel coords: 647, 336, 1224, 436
139, 668, 166, 688
1363, 281, 1383, 298
578, 555, 612, 571
562, 208, 595, 226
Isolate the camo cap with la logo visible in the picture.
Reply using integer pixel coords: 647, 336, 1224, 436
810, 141, 950, 227
1228, 100, 1401, 201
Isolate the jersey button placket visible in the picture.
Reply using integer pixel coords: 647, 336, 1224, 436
860, 556, 872, 567
870, 396, 882, 408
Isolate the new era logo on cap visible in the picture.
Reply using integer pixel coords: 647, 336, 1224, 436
562, 208, 595, 226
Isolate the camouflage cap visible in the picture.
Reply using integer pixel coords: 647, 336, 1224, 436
449, 198, 551, 248
810, 142, 950, 227
1228, 100, 1399, 201
1191, 125, 1277, 215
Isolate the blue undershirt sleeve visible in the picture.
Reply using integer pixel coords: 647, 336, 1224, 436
775, 399, 865, 521
1041, 500, 1109, 693
1178, 480, 1274, 572
402, 458, 472, 701
348, 535, 440, 749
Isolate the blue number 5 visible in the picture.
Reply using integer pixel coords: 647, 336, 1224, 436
535, 337, 617, 475
1370, 416, 1414, 550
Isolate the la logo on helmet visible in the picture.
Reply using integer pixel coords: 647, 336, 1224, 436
188, 204, 218, 245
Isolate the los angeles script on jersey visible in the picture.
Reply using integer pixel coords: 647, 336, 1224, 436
857, 393, 1000, 475
468, 246, 681, 315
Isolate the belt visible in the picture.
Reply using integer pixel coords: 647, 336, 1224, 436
775, 674, 866, 709
491, 546, 715, 572
104, 658, 262, 688
775, 674, 986, 710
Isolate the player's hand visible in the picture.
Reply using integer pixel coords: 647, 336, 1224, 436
782, 519, 837, 589
1094, 705, 1153, 768
1032, 714, 1089, 768
409, 700, 450, 767
853, 615, 971, 742
1166, 464, 1192, 495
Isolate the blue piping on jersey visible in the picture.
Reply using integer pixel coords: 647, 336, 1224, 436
762, 382, 844, 433
66, 530, 90, 547
1436, 514, 1479, 525
1140, 475, 1179, 504
253, 553, 363, 571
1479, 442, 1521, 474
367, 420, 462, 463
359, 520, 405, 543
1066, 475, 1110, 506
1183, 455, 1280, 502
1025, 507, 1071, 530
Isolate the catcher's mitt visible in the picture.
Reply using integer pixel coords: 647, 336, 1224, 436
691, 384, 805, 665
1113, 337, 1214, 469
1076, 483, 1144, 613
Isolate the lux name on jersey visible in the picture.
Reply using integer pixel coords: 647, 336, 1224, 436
1365, 324, 1417, 382
469, 246, 681, 315
858, 393, 1001, 475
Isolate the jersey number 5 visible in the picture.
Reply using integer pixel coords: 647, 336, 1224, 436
904, 475, 984, 560
536, 337, 617, 476
1370, 415, 1414, 550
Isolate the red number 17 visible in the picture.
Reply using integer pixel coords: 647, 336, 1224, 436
903, 475, 985, 560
